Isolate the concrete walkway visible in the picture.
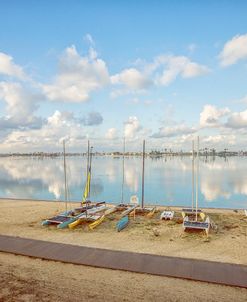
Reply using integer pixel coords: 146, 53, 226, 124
0, 235, 246, 288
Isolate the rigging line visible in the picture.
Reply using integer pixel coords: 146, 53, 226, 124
88, 146, 93, 199
121, 137, 125, 204
141, 140, 145, 209
192, 140, 194, 210
85, 141, 90, 217
63, 140, 68, 212
196, 136, 199, 222
66, 163, 72, 210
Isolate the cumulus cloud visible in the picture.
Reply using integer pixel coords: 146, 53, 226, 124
155, 55, 210, 86
111, 54, 209, 96
124, 116, 142, 139
0, 116, 43, 130
42, 45, 110, 102
0, 52, 26, 80
111, 68, 152, 91
225, 109, 247, 129
151, 124, 197, 138
47, 110, 75, 126
105, 128, 118, 140
2, 110, 87, 151
81, 111, 103, 126
202, 134, 236, 145
219, 33, 247, 66
0, 81, 43, 129
200, 105, 230, 128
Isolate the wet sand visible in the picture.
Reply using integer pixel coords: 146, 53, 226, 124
0, 199, 246, 301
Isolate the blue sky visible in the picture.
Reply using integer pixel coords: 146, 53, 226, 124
0, 0, 247, 152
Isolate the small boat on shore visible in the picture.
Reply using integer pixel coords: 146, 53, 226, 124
68, 204, 106, 229
182, 137, 211, 236
116, 215, 129, 232
183, 216, 211, 236
146, 207, 156, 218
42, 141, 73, 227
160, 210, 174, 220
69, 204, 117, 230
128, 141, 157, 218
88, 215, 105, 230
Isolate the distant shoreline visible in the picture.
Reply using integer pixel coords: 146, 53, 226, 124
0, 197, 245, 211
0, 152, 246, 157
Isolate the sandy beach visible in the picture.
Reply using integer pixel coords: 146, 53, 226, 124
0, 198, 246, 301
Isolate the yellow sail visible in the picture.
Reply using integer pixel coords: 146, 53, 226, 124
82, 171, 91, 202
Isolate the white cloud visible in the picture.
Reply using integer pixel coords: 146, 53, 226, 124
156, 55, 210, 86
0, 81, 43, 129
47, 110, 74, 126
219, 33, 247, 66
111, 68, 152, 91
111, 54, 209, 95
226, 109, 247, 129
200, 105, 230, 128
151, 124, 197, 138
2, 110, 87, 151
105, 128, 118, 140
202, 134, 236, 145
0, 52, 26, 80
124, 116, 142, 139
42, 45, 110, 102
200, 105, 247, 131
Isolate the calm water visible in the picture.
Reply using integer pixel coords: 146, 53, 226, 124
0, 156, 246, 209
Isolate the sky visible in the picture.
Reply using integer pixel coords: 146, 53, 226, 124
0, 0, 247, 152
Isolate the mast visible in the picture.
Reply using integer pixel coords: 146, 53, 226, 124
85, 145, 93, 217
86, 140, 90, 192
195, 136, 199, 221
85, 140, 90, 217
141, 140, 145, 209
63, 140, 68, 212
192, 140, 194, 210
88, 146, 93, 199
121, 137, 125, 204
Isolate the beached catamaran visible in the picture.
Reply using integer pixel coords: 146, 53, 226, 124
181, 140, 203, 218
42, 141, 107, 228
129, 140, 156, 217
42, 140, 75, 227
116, 139, 156, 232
68, 142, 118, 230
116, 137, 137, 231
67, 142, 110, 230
182, 136, 211, 236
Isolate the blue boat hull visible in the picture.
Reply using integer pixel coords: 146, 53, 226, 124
116, 216, 129, 232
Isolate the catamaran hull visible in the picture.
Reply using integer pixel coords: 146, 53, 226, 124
116, 216, 129, 232
89, 215, 105, 230
57, 217, 78, 229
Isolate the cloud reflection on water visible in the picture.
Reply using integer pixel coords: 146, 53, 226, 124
0, 156, 246, 208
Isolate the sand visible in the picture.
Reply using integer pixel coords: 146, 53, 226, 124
0, 199, 246, 301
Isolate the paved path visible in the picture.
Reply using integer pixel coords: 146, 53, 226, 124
0, 235, 246, 288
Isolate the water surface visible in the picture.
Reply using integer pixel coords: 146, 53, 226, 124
0, 156, 246, 209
